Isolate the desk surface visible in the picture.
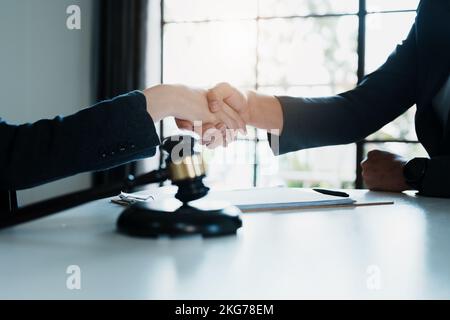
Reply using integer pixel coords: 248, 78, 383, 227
1, 189, 450, 299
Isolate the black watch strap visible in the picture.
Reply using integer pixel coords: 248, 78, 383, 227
403, 158, 429, 190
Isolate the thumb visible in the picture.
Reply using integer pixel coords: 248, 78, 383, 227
207, 82, 237, 113
212, 82, 247, 113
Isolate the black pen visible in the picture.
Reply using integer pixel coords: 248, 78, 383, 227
313, 188, 350, 198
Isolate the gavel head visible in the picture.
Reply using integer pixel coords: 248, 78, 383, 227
160, 135, 210, 204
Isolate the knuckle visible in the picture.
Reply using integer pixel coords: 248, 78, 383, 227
216, 82, 230, 90
360, 159, 369, 168
367, 150, 381, 158
219, 82, 231, 88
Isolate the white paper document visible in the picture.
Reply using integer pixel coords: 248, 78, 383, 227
204, 187, 355, 211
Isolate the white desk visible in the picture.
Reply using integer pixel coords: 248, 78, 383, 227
1, 189, 450, 299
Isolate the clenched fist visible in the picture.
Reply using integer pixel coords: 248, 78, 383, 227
361, 150, 411, 192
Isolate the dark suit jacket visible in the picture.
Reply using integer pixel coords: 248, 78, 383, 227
273, 0, 450, 197
0, 91, 160, 191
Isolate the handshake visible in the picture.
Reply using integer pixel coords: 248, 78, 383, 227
143, 83, 284, 148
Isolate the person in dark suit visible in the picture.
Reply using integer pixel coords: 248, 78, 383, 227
201, 0, 450, 197
0, 85, 245, 192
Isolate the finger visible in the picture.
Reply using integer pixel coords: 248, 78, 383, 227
215, 101, 246, 133
224, 128, 238, 146
175, 119, 193, 131
222, 103, 246, 133
199, 123, 217, 144
207, 89, 221, 113
206, 128, 226, 149
209, 83, 246, 113
204, 125, 227, 145
215, 106, 240, 130
215, 123, 227, 137
202, 125, 219, 144
215, 123, 229, 146
205, 123, 231, 149
216, 122, 226, 131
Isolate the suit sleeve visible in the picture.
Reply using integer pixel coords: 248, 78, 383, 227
269, 22, 418, 155
0, 91, 160, 190
420, 156, 450, 197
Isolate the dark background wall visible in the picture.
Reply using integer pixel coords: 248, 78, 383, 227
0, 0, 98, 205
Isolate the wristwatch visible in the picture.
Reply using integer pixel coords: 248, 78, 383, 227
403, 158, 429, 191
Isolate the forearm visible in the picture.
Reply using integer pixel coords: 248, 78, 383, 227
258, 22, 418, 155
144, 85, 173, 122
0, 91, 159, 190
245, 91, 369, 154
144, 84, 215, 123
270, 95, 373, 154
247, 91, 284, 133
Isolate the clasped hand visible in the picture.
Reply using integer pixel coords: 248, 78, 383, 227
144, 83, 282, 148
143, 83, 249, 148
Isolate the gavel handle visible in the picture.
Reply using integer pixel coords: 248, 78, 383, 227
0, 169, 169, 230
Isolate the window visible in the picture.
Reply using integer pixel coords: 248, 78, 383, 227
362, 2, 427, 187
147, 0, 422, 190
